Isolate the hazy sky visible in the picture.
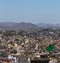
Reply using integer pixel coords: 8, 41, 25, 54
0, 0, 60, 24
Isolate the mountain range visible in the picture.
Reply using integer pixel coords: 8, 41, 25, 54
0, 22, 60, 30
0, 22, 39, 30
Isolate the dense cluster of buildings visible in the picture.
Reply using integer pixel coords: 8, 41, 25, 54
0, 28, 60, 63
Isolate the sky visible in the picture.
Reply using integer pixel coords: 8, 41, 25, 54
0, 0, 60, 24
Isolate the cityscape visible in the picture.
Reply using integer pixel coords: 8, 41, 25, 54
0, 0, 60, 63
0, 22, 60, 63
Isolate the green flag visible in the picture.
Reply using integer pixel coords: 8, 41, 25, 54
46, 44, 54, 53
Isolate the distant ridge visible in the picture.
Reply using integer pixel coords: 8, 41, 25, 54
0, 22, 39, 30
37, 23, 60, 29
13, 22, 39, 30
0, 22, 16, 27
0, 22, 60, 30
37, 23, 53, 28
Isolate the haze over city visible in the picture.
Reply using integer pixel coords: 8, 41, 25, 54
0, 0, 60, 24
0, 0, 60, 63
